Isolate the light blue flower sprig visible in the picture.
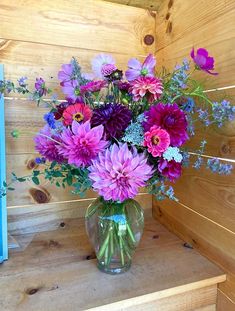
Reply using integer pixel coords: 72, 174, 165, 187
101, 215, 127, 225
163, 147, 183, 163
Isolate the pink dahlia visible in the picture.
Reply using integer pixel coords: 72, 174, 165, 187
143, 103, 188, 147
89, 143, 153, 202
92, 54, 117, 78
62, 103, 92, 126
80, 80, 107, 94
125, 54, 156, 81
158, 159, 182, 182
34, 125, 65, 163
58, 121, 108, 167
129, 76, 163, 103
144, 126, 170, 157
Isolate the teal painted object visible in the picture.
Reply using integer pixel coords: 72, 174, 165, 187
0, 64, 8, 262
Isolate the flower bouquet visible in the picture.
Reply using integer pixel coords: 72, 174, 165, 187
1, 48, 234, 274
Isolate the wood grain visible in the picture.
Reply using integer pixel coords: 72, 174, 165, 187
0, 0, 155, 55
0, 213, 225, 311
217, 289, 235, 311
155, 0, 235, 89
103, 0, 163, 11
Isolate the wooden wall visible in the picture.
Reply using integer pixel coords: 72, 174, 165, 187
0, 0, 155, 233
153, 1, 235, 310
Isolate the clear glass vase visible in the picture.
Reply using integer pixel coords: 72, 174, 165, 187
85, 196, 144, 274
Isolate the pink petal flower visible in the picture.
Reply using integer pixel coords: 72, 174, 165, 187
144, 126, 170, 157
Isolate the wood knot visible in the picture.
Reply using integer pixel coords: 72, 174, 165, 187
183, 242, 193, 249
221, 143, 231, 155
26, 288, 39, 295
166, 21, 173, 34
144, 34, 154, 45
26, 159, 38, 170
152, 234, 159, 239
168, 0, 174, 9
85, 253, 96, 260
29, 188, 50, 204
49, 240, 60, 248
165, 12, 171, 20
59, 222, 66, 228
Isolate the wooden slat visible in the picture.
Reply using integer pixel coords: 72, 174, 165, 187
0, 0, 155, 55
155, 0, 235, 88
103, 0, 163, 11
7, 193, 152, 235
217, 289, 235, 311
0, 212, 225, 310
0, 40, 143, 96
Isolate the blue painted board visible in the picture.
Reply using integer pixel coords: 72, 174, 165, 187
0, 64, 8, 262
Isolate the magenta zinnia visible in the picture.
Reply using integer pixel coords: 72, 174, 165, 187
144, 126, 170, 157
34, 125, 64, 163
58, 121, 108, 167
143, 103, 188, 147
89, 143, 153, 202
129, 76, 163, 103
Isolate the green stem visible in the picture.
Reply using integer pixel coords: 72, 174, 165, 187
126, 223, 136, 244
97, 232, 109, 260
119, 236, 125, 266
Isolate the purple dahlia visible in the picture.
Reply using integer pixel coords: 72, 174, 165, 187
143, 103, 188, 147
91, 103, 132, 139
158, 159, 182, 182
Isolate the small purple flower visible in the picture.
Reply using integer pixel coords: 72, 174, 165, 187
35, 78, 47, 96
58, 63, 73, 83
125, 54, 156, 81
44, 112, 56, 129
191, 48, 218, 75
18, 77, 28, 87
61, 80, 81, 102
92, 54, 116, 78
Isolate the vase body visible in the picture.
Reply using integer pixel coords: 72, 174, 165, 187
85, 197, 144, 274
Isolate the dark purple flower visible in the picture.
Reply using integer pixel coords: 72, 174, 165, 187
158, 159, 182, 182
35, 78, 47, 96
54, 102, 70, 120
143, 103, 188, 147
58, 63, 73, 83
191, 48, 218, 75
91, 103, 132, 139
117, 81, 131, 91
125, 54, 156, 81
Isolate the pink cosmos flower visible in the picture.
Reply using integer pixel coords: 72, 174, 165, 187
62, 103, 92, 126
92, 54, 116, 78
158, 159, 182, 182
191, 48, 218, 75
144, 126, 170, 157
89, 143, 153, 202
129, 76, 163, 103
34, 125, 65, 163
80, 80, 107, 94
125, 54, 156, 81
58, 121, 108, 167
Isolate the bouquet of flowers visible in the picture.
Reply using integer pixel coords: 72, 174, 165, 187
1, 48, 234, 274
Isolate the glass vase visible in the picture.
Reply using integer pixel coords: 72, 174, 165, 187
85, 196, 144, 275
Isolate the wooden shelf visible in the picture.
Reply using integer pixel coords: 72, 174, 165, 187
0, 210, 225, 310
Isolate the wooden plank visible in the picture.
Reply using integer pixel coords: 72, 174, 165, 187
103, 0, 163, 11
152, 199, 235, 273
218, 273, 235, 306
0, 0, 155, 55
0, 64, 8, 261
155, 0, 235, 88
0, 40, 143, 96
217, 289, 235, 311
7, 193, 152, 235
0, 214, 225, 311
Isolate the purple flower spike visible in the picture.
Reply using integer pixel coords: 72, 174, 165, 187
125, 54, 156, 81
35, 78, 47, 96
191, 48, 218, 75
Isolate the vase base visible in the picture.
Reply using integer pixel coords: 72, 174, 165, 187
97, 261, 131, 275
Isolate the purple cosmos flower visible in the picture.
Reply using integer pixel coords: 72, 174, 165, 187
158, 159, 182, 182
191, 48, 218, 75
91, 54, 116, 78
58, 121, 108, 167
143, 103, 188, 147
61, 80, 82, 102
89, 143, 153, 202
91, 103, 132, 139
58, 63, 73, 83
35, 78, 47, 96
125, 54, 156, 81
34, 125, 64, 163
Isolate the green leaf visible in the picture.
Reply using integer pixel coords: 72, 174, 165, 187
50, 161, 57, 169
52, 171, 64, 177
67, 174, 73, 186
32, 176, 40, 185
17, 177, 26, 182
3, 181, 7, 187
8, 187, 15, 191
33, 170, 40, 177
56, 181, 61, 187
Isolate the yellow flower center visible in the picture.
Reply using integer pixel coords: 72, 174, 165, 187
152, 135, 160, 145
73, 112, 84, 122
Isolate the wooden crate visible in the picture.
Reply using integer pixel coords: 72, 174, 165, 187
1, 0, 234, 310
